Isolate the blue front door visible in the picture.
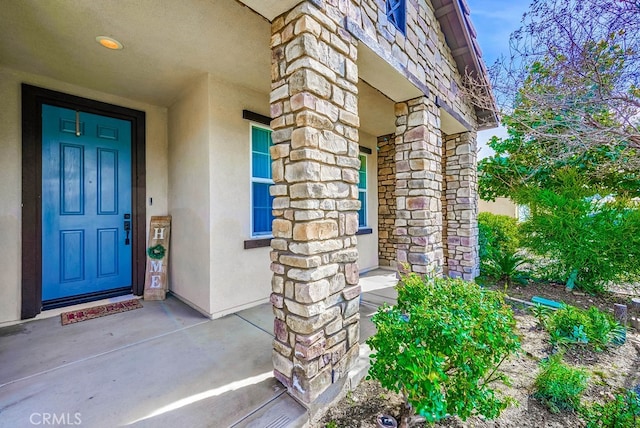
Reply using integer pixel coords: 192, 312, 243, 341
42, 105, 132, 301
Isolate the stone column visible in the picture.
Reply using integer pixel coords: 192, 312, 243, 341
394, 97, 444, 276
444, 132, 479, 280
269, 2, 361, 405
440, 131, 449, 276
377, 134, 396, 268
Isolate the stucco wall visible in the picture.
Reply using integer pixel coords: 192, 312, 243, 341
206, 75, 273, 317
168, 74, 382, 319
479, 198, 517, 217
0, 68, 22, 325
0, 65, 168, 325
167, 75, 212, 314
170, 75, 383, 318
0, 64, 384, 324
356, 130, 379, 271
205, 76, 381, 317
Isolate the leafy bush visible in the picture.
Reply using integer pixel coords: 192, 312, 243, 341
530, 304, 552, 329
367, 274, 521, 426
545, 305, 625, 351
482, 252, 530, 288
580, 390, 640, 427
518, 168, 640, 294
534, 353, 589, 413
479, 213, 529, 286
479, 212, 521, 262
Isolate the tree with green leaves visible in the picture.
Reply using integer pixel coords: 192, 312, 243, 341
465, 0, 640, 293
467, 0, 639, 194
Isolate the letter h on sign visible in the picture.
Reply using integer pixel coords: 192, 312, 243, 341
153, 227, 165, 240
144, 216, 171, 300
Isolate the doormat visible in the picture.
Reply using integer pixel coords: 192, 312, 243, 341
60, 299, 143, 325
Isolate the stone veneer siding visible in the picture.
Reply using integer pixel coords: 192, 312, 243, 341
376, 134, 396, 267
394, 96, 444, 275
266, 0, 483, 407
269, 2, 362, 405
345, 0, 475, 121
444, 132, 479, 280
440, 131, 449, 275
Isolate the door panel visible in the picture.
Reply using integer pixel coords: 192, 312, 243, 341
60, 143, 84, 214
97, 149, 118, 214
42, 104, 132, 302
97, 228, 118, 277
60, 230, 84, 282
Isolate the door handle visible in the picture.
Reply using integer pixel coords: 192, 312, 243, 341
124, 216, 131, 245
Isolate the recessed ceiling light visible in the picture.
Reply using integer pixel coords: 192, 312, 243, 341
96, 36, 123, 50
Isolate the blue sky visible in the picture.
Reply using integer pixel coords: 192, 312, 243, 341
465, 0, 531, 156
466, 0, 530, 66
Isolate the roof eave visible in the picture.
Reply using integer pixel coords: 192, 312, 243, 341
433, 0, 500, 129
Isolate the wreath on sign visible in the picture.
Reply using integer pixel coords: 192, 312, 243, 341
147, 244, 166, 260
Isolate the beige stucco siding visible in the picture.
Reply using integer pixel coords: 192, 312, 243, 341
206, 75, 273, 317
479, 198, 517, 217
356, 130, 379, 271
204, 79, 383, 317
0, 68, 22, 325
169, 75, 382, 319
169, 75, 383, 318
0, 65, 168, 326
0, 65, 386, 324
167, 74, 213, 315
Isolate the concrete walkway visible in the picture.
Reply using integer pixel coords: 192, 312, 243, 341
0, 269, 398, 428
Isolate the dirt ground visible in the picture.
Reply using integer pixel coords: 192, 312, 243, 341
313, 299, 640, 428
502, 280, 638, 315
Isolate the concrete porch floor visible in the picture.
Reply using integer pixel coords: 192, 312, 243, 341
0, 269, 398, 428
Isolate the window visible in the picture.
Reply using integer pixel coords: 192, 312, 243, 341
386, 0, 406, 35
358, 154, 367, 227
251, 125, 274, 236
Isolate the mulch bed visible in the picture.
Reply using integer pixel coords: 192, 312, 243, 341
313, 281, 640, 428
496, 279, 638, 317
315, 313, 640, 428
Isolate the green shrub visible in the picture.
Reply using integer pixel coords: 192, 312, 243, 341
479, 212, 521, 261
534, 353, 589, 413
367, 273, 521, 425
530, 304, 552, 329
482, 252, 531, 289
518, 168, 640, 294
580, 390, 640, 427
478, 213, 528, 285
545, 305, 625, 350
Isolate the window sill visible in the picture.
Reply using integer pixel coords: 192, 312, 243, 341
243, 237, 272, 249
244, 229, 372, 248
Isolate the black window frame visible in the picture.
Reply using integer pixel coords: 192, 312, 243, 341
386, 0, 406, 35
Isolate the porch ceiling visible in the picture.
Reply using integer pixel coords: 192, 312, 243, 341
238, 0, 303, 21
358, 80, 396, 137
0, 0, 397, 136
0, 0, 272, 107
